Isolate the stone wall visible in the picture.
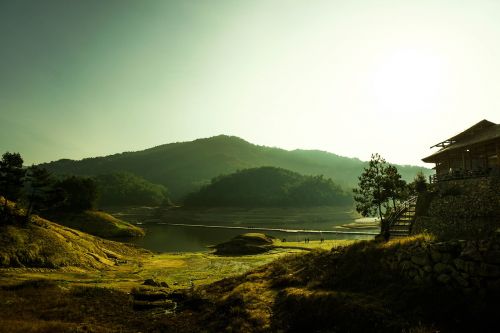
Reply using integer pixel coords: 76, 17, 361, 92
412, 177, 500, 240
381, 235, 500, 292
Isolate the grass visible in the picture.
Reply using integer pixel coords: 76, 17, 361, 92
0, 229, 359, 332
0, 205, 147, 270
1, 234, 497, 332
44, 210, 145, 239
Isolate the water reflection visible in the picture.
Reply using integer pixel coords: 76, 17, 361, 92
112, 206, 379, 252
125, 223, 377, 252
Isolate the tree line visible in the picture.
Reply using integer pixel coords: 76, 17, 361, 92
0, 152, 170, 224
0, 152, 99, 223
184, 166, 352, 207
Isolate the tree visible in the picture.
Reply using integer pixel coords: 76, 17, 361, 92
383, 165, 408, 211
409, 171, 427, 194
353, 153, 389, 222
24, 165, 55, 219
0, 152, 25, 218
56, 176, 99, 211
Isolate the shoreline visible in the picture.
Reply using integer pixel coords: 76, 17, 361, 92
159, 222, 379, 236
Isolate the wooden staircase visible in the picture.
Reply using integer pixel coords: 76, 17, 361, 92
386, 196, 417, 239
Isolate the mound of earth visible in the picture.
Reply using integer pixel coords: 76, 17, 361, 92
0, 201, 147, 269
213, 233, 275, 255
44, 210, 145, 239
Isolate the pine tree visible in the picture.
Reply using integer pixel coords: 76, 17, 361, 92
353, 153, 389, 221
383, 164, 408, 211
25, 165, 55, 219
0, 152, 25, 220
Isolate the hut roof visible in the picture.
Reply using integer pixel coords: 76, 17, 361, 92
422, 120, 500, 163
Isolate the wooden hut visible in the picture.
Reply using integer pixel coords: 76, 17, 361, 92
422, 119, 500, 182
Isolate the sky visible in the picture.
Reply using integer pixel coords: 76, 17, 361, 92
1, 0, 499, 167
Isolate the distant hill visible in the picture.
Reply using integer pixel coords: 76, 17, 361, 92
94, 172, 170, 207
184, 167, 352, 207
40, 135, 432, 200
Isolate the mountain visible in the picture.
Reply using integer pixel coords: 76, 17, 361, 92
40, 135, 432, 200
184, 166, 352, 207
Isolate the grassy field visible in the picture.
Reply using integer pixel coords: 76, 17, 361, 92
0, 236, 360, 333
0, 239, 355, 292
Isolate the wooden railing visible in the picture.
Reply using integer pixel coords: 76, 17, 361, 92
381, 196, 418, 239
430, 168, 493, 183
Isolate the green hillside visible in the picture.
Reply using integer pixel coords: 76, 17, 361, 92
184, 167, 351, 207
94, 172, 170, 207
40, 135, 432, 200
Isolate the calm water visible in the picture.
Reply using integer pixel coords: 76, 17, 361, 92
113, 206, 378, 252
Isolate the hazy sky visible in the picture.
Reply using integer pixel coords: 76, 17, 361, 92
1, 0, 499, 166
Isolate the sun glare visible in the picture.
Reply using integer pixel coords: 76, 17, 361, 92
370, 48, 445, 114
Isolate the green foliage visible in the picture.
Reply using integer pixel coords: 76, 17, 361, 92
184, 166, 351, 207
409, 171, 428, 194
353, 154, 410, 222
56, 176, 98, 211
0, 152, 25, 204
39, 135, 432, 199
94, 172, 169, 207
353, 153, 389, 220
383, 164, 409, 209
24, 165, 56, 217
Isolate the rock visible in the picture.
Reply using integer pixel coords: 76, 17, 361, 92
453, 275, 469, 288
463, 261, 477, 275
423, 265, 433, 273
470, 277, 482, 289
477, 263, 500, 278
434, 263, 453, 274
483, 250, 500, 265
142, 278, 167, 287
461, 245, 482, 261
437, 274, 451, 284
453, 258, 467, 272
411, 254, 430, 266
430, 249, 442, 262
441, 253, 453, 264
400, 260, 413, 271
431, 242, 460, 254
486, 279, 500, 292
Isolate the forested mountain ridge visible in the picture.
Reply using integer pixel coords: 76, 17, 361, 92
40, 135, 431, 199
184, 166, 352, 207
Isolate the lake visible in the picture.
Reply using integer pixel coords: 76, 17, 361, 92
110, 206, 378, 252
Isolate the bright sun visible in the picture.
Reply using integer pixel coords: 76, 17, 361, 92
370, 48, 445, 114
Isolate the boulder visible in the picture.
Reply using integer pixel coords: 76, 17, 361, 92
411, 254, 430, 266
142, 278, 168, 288
477, 263, 500, 278
434, 263, 453, 274
437, 274, 451, 284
